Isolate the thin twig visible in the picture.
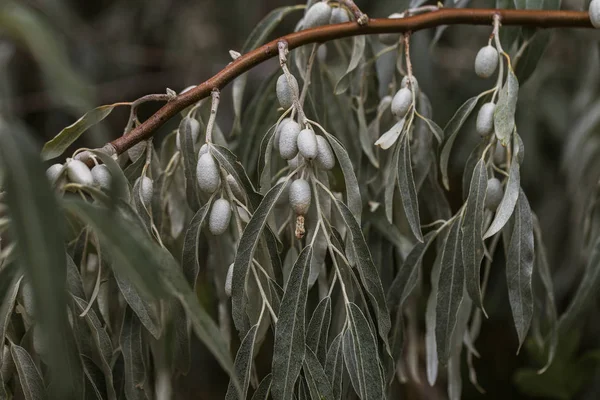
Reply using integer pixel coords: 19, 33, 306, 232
337, 0, 369, 25
205, 89, 220, 143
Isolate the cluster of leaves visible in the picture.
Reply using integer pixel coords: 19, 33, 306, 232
0, 0, 600, 400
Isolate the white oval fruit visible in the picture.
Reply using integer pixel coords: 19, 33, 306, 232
485, 178, 503, 210
289, 179, 311, 215
330, 7, 350, 24
91, 164, 111, 190
297, 128, 318, 160
226, 174, 244, 200
276, 74, 299, 109
140, 176, 154, 206
317, 44, 328, 62
379, 13, 403, 45
591, 0, 600, 28
476, 103, 496, 136
493, 142, 506, 165
74, 150, 93, 163
401, 75, 419, 95
274, 118, 295, 151
225, 263, 234, 297
46, 163, 64, 183
198, 143, 209, 157
391, 88, 413, 118
303, 2, 332, 29
196, 152, 221, 193
66, 159, 94, 186
279, 119, 301, 160
176, 117, 200, 150
315, 135, 335, 170
475, 45, 499, 78
209, 198, 232, 235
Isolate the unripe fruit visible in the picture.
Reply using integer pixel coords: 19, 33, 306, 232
315, 135, 335, 170
476, 103, 496, 136
317, 44, 327, 62
196, 153, 221, 193
74, 150, 93, 163
225, 263, 234, 297
330, 7, 350, 24
279, 119, 301, 160
401, 75, 419, 95
140, 176, 154, 206
485, 178, 503, 210
176, 117, 200, 150
66, 159, 94, 186
303, 2, 332, 29
391, 88, 413, 118
379, 13, 403, 45
289, 179, 312, 215
198, 143, 209, 157
493, 142, 506, 165
91, 164, 111, 190
46, 163, 63, 183
590, 0, 600, 28
276, 74, 299, 109
209, 198, 232, 235
226, 174, 244, 200
297, 128, 318, 160
128, 141, 146, 162
475, 45, 499, 78
274, 118, 295, 151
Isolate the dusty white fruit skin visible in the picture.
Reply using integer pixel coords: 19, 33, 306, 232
196, 152, 221, 193
303, 2, 332, 29
225, 263, 234, 297
297, 128, 318, 159
140, 176, 154, 206
209, 198, 232, 235
475, 45, 499, 78
476, 103, 496, 136
493, 142, 506, 165
591, 0, 600, 28
378, 13, 403, 45
289, 179, 312, 215
198, 143, 209, 158
66, 159, 94, 186
46, 163, 64, 183
226, 174, 244, 200
317, 44, 328, 62
401, 75, 419, 95
91, 164, 111, 190
315, 135, 335, 170
329, 7, 350, 24
274, 118, 295, 151
391, 88, 413, 118
276, 74, 299, 109
485, 178, 503, 210
176, 117, 201, 150
279, 119, 301, 160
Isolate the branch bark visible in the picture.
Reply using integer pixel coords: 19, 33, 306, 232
108, 8, 592, 155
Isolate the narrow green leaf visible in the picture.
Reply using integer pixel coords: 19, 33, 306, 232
342, 329, 361, 397
179, 117, 200, 211
426, 246, 443, 385
333, 199, 391, 349
306, 296, 331, 365
11, 343, 47, 400
420, 116, 444, 144
272, 246, 312, 400
387, 231, 438, 309
0, 274, 21, 365
440, 96, 479, 190
325, 333, 344, 400
335, 35, 366, 94
506, 189, 534, 350
211, 145, 262, 210
114, 272, 161, 339
232, 182, 287, 334
81, 355, 107, 400
346, 303, 385, 400
303, 345, 334, 400
225, 324, 258, 400
384, 142, 400, 224
494, 68, 519, 145
397, 135, 423, 241
462, 158, 488, 310
41, 104, 116, 160
483, 156, 521, 239
241, 6, 304, 53
250, 373, 272, 400
181, 202, 211, 288
436, 218, 465, 364
172, 302, 191, 376
120, 307, 149, 400
356, 100, 380, 168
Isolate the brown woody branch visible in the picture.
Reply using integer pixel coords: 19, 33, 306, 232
108, 8, 592, 155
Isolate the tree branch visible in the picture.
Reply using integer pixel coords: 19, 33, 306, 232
108, 8, 592, 155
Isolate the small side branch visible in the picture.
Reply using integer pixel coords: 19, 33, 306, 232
337, 0, 369, 25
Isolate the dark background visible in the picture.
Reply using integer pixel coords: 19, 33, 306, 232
4, 0, 600, 399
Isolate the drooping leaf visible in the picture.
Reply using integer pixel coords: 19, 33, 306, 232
271, 246, 312, 400
426, 246, 444, 385
41, 105, 117, 160
494, 68, 519, 145
114, 272, 161, 339
303, 345, 334, 400
335, 35, 366, 94
181, 202, 211, 288
436, 218, 465, 364
462, 158, 488, 311
306, 296, 331, 365
250, 373, 273, 400
384, 141, 400, 224
81, 355, 108, 400
483, 154, 521, 239
120, 307, 149, 400
211, 145, 262, 210
397, 135, 423, 242
506, 189, 534, 350
225, 324, 258, 400
11, 343, 47, 400
179, 117, 200, 212
325, 333, 344, 400
356, 100, 380, 168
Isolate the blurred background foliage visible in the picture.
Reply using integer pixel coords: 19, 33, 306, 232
3, 0, 600, 398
